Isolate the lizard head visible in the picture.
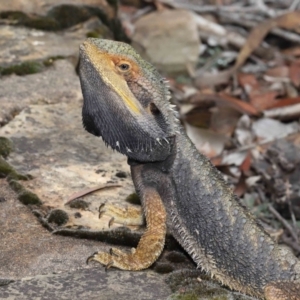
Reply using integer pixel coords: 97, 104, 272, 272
79, 38, 178, 162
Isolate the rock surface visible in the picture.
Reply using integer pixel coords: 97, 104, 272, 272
0, 0, 111, 15
1, 100, 136, 231
0, 268, 171, 300
132, 9, 200, 74
0, 60, 81, 125
0, 179, 102, 279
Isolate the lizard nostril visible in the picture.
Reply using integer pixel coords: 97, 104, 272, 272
149, 103, 160, 116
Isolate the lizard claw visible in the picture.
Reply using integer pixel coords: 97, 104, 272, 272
86, 251, 98, 265
86, 251, 114, 270
105, 261, 114, 271
108, 217, 115, 228
109, 248, 119, 257
98, 203, 106, 219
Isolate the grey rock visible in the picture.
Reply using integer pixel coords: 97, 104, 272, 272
0, 179, 102, 279
0, 60, 81, 125
132, 9, 200, 74
0, 25, 86, 66
0, 0, 113, 18
0, 267, 171, 300
0, 101, 135, 232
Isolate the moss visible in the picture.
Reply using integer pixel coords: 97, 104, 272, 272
43, 56, 64, 67
0, 56, 66, 77
48, 209, 69, 226
166, 270, 208, 293
8, 179, 42, 205
165, 251, 188, 263
0, 279, 14, 286
0, 61, 44, 76
0, 157, 28, 180
67, 198, 89, 210
106, 0, 118, 10
74, 212, 82, 218
47, 5, 92, 29
86, 24, 113, 39
125, 193, 141, 205
115, 171, 127, 178
0, 156, 31, 180
170, 293, 198, 300
0, 11, 28, 22
153, 262, 174, 274
23, 17, 59, 30
166, 270, 247, 300
0, 137, 13, 158
18, 190, 42, 205
0, 4, 129, 41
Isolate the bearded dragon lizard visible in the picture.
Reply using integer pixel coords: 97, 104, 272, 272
78, 38, 300, 300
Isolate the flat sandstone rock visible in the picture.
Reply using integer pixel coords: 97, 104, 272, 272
132, 9, 200, 74
0, 100, 138, 231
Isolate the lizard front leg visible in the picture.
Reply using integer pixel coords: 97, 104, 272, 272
87, 187, 166, 270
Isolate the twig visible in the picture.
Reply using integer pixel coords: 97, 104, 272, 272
265, 0, 294, 9
219, 11, 300, 44
289, 0, 300, 10
132, 6, 154, 22
252, 0, 277, 17
281, 234, 300, 254
32, 209, 55, 232
65, 184, 121, 205
158, 0, 289, 17
264, 103, 300, 120
268, 204, 299, 243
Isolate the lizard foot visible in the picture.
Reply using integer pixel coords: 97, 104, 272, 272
264, 281, 300, 300
98, 203, 143, 226
87, 247, 151, 271
87, 188, 167, 271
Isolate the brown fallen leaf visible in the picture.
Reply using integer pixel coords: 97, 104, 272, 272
283, 46, 300, 57
219, 93, 261, 116
265, 66, 289, 78
250, 91, 279, 111
234, 174, 247, 197
190, 92, 261, 116
238, 73, 280, 111
238, 73, 259, 92
266, 96, 300, 109
234, 11, 300, 71
289, 60, 300, 87
240, 151, 252, 174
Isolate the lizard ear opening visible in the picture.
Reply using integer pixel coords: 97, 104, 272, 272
149, 103, 160, 116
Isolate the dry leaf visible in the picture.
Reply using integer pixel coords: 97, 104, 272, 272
289, 61, 300, 87
210, 105, 241, 136
234, 11, 300, 71
252, 118, 299, 140
234, 174, 247, 197
238, 73, 259, 94
219, 93, 261, 116
265, 66, 289, 78
266, 96, 300, 109
250, 91, 279, 111
185, 123, 228, 157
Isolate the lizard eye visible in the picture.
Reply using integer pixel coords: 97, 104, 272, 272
118, 63, 130, 71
